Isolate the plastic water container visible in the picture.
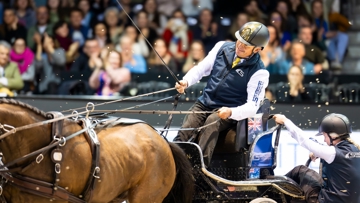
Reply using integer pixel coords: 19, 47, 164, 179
249, 167, 260, 179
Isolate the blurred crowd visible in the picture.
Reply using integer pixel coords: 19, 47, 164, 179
0, 0, 353, 102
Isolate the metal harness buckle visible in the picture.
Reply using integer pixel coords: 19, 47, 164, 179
93, 167, 100, 179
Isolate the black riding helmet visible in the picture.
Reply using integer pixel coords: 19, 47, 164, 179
315, 113, 352, 144
235, 21, 269, 50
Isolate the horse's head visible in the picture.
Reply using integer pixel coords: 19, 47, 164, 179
0, 99, 55, 166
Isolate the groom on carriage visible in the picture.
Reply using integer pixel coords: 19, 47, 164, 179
173, 21, 270, 167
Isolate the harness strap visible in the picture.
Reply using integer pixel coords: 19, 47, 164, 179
2, 173, 85, 203
46, 112, 65, 193
79, 118, 101, 202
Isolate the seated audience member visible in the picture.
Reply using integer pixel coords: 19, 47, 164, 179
143, 0, 167, 35
147, 38, 177, 73
259, 25, 284, 74
53, 20, 80, 69
182, 40, 205, 73
14, 0, 36, 29
0, 40, 24, 96
69, 8, 90, 47
277, 65, 312, 102
278, 41, 315, 75
191, 8, 221, 54
120, 35, 147, 74
163, 9, 192, 64
226, 12, 249, 42
276, 0, 297, 35
135, 10, 159, 53
92, 21, 112, 49
71, 38, 101, 77
0, 8, 27, 44
89, 49, 131, 96
297, 26, 325, 73
268, 11, 292, 50
47, 0, 62, 24
34, 33, 66, 94
311, 0, 329, 52
77, 0, 94, 28
117, 25, 149, 58
244, 0, 266, 24
327, 8, 351, 69
10, 37, 34, 94
27, 6, 53, 51
104, 7, 123, 45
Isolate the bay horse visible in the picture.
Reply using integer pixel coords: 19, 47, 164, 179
0, 99, 194, 203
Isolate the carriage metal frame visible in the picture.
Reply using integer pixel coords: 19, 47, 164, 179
175, 99, 308, 203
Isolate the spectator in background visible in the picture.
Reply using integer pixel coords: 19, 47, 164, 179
327, 8, 351, 69
120, 35, 147, 74
259, 25, 284, 74
244, 0, 267, 24
91, 0, 117, 22
71, 38, 101, 77
47, 0, 62, 24
311, 0, 328, 51
14, 0, 36, 29
117, 25, 149, 58
182, 40, 205, 73
289, 0, 309, 16
77, 0, 94, 28
47, 0, 74, 23
297, 26, 326, 73
104, 7, 123, 45
163, 9, 192, 65
147, 38, 177, 73
192, 8, 221, 54
27, 6, 53, 51
296, 13, 324, 51
181, 0, 213, 18
278, 41, 315, 75
276, 0, 297, 35
155, 0, 182, 18
10, 37, 34, 94
117, 0, 134, 28
34, 33, 65, 94
92, 21, 112, 49
89, 49, 131, 96
53, 21, 80, 69
226, 12, 249, 42
0, 40, 24, 96
273, 65, 312, 102
143, 0, 167, 35
283, 65, 312, 102
0, 8, 27, 44
268, 11, 292, 50
69, 8, 90, 47
135, 10, 158, 53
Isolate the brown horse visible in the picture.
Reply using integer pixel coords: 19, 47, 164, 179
0, 99, 194, 203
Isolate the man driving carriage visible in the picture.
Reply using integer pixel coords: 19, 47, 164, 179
274, 113, 360, 203
173, 21, 270, 167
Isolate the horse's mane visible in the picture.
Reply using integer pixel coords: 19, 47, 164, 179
0, 98, 50, 119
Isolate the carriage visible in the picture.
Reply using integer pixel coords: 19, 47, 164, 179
176, 99, 309, 203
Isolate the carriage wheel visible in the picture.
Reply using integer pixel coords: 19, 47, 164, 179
249, 197, 277, 203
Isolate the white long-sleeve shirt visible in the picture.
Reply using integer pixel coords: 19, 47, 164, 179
284, 119, 336, 164
183, 41, 269, 121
